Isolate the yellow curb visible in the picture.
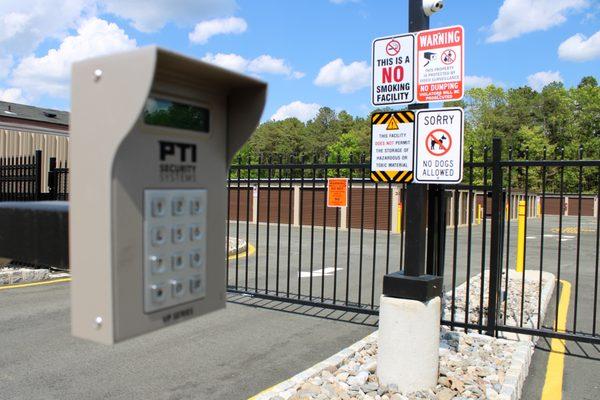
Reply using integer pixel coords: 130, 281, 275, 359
228, 243, 256, 260
541, 280, 571, 400
0, 277, 72, 291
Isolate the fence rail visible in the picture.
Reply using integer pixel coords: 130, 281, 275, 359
0, 150, 69, 201
1, 143, 599, 344
226, 141, 600, 344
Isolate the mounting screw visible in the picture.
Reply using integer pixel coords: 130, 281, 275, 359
93, 69, 103, 82
94, 316, 103, 329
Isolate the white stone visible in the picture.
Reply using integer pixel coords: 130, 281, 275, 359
377, 295, 441, 393
348, 371, 369, 386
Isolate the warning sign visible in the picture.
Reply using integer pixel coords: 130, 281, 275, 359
415, 108, 464, 184
372, 33, 415, 106
416, 25, 464, 103
327, 178, 348, 207
370, 111, 415, 183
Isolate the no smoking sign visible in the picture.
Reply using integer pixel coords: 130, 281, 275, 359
372, 33, 414, 105
415, 108, 464, 184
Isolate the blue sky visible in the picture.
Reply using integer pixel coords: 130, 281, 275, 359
0, 0, 598, 121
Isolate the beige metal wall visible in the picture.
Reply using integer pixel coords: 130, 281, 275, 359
0, 127, 69, 191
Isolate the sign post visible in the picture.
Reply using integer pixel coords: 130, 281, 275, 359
377, 0, 444, 393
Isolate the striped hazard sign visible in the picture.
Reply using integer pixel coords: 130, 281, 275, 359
370, 170, 413, 183
370, 111, 415, 183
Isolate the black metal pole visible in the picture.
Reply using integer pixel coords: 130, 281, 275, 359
34, 150, 43, 201
487, 138, 503, 336
382, 0, 442, 301
404, 0, 429, 277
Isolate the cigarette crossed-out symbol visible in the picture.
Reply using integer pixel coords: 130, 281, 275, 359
386, 39, 401, 56
426, 129, 452, 156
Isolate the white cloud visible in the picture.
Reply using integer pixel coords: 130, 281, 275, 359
487, 0, 588, 43
0, 88, 27, 103
0, 0, 94, 56
314, 58, 370, 94
248, 55, 304, 78
465, 75, 495, 88
100, 0, 237, 33
189, 17, 247, 44
0, 56, 14, 79
11, 18, 136, 98
271, 101, 321, 122
202, 52, 248, 72
202, 53, 304, 79
527, 70, 563, 91
558, 30, 600, 61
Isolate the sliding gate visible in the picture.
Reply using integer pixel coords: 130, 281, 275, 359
226, 139, 600, 344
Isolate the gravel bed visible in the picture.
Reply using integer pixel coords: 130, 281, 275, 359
259, 270, 554, 400
274, 329, 519, 400
443, 270, 554, 332
0, 266, 52, 285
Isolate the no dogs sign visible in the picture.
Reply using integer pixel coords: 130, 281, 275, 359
414, 108, 464, 184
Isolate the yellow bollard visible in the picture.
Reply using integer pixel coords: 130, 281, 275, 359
396, 202, 403, 233
477, 204, 482, 224
516, 200, 526, 272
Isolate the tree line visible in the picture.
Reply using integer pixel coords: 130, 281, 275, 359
234, 76, 599, 192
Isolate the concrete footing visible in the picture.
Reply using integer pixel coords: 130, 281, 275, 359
377, 295, 441, 393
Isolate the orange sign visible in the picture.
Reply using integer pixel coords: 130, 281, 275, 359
327, 178, 348, 208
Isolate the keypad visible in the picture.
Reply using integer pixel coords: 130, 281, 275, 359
144, 189, 207, 313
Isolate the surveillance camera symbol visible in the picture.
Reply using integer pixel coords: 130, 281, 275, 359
424, 52, 437, 67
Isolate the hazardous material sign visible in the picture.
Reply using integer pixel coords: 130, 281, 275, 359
372, 34, 415, 106
416, 25, 464, 103
415, 107, 464, 184
327, 178, 348, 207
370, 111, 415, 183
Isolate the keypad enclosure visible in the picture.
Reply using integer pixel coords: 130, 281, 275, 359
144, 189, 207, 313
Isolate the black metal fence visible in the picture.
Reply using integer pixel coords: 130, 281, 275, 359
0, 151, 69, 201
2, 142, 599, 344
226, 139, 600, 344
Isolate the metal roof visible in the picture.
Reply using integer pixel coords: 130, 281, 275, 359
0, 100, 69, 126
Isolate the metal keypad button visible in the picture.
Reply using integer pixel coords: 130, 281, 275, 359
171, 279, 185, 298
172, 252, 185, 270
172, 225, 185, 244
190, 249, 203, 269
150, 284, 166, 303
151, 226, 166, 246
189, 275, 203, 294
190, 198, 202, 215
190, 224, 203, 241
149, 255, 166, 274
151, 197, 166, 217
172, 197, 185, 216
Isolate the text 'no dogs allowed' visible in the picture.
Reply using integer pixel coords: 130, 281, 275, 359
415, 108, 464, 184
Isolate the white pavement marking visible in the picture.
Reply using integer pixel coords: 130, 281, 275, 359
299, 268, 343, 278
543, 234, 575, 241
